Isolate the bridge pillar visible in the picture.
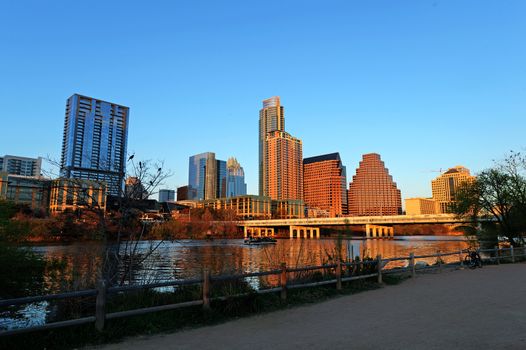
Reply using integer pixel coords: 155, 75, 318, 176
244, 226, 248, 238
316, 228, 320, 238
365, 224, 370, 238
309, 229, 314, 239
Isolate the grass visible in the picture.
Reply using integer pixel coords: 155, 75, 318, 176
0, 274, 409, 350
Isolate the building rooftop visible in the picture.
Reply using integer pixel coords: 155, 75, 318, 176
303, 152, 341, 165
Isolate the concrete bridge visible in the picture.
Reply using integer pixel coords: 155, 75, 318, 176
239, 214, 473, 239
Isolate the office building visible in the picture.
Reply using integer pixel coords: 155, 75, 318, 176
431, 166, 475, 213
0, 155, 42, 177
177, 186, 189, 201
188, 152, 228, 201
49, 178, 106, 214
198, 195, 304, 220
0, 172, 50, 210
226, 157, 247, 197
348, 153, 402, 216
405, 197, 437, 215
60, 94, 129, 196
266, 130, 303, 200
159, 189, 175, 202
259, 96, 285, 196
303, 153, 347, 217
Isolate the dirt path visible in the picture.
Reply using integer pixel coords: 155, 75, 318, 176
93, 264, 526, 350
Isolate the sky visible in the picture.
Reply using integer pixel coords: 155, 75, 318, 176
0, 0, 525, 200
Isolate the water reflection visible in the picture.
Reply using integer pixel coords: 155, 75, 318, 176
32, 237, 469, 292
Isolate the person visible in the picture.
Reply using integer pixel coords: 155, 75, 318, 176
470, 250, 482, 268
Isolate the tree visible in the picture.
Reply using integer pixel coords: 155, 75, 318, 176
45, 155, 173, 285
453, 152, 526, 247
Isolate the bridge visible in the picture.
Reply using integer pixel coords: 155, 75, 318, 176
239, 214, 473, 239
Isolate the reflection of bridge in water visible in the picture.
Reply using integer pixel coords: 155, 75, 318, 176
240, 214, 473, 239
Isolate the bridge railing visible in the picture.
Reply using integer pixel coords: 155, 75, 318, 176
1, 246, 524, 337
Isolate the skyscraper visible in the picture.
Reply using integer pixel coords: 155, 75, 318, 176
431, 166, 475, 213
188, 152, 217, 201
259, 96, 284, 196
266, 130, 303, 200
303, 153, 347, 217
226, 157, 247, 197
348, 153, 402, 216
60, 94, 129, 196
0, 155, 42, 177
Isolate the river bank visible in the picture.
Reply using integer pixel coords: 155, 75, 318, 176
92, 263, 526, 350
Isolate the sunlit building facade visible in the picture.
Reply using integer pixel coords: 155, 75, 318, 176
431, 166, 475, 213
303, 153, 347, 217
49, 178, 107, 214
266, 130, 303, 201
60, 94, 129, 196
259, 96, 285, 197
348, 153, 402, 216
198, 195, 304, 220
405, 197, 437, 215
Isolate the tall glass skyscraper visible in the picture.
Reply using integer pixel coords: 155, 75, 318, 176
226, 157, 247, 197
60, 94, 129, 196
188, 152, 218, 201
259, 96, 284, 196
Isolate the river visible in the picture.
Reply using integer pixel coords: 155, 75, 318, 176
32, 236, 470, 290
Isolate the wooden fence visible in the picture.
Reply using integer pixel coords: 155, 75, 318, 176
1, 246, 524, 337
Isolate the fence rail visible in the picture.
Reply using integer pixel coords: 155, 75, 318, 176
1, 246, 524, 337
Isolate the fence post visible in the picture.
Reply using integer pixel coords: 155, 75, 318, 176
95, 279, 107, 332
409, 252, 416, 277
280, 262, 287, 301
376, 255, 382, 284
510, 246, 515, 263
495, 246, 500, 265
437, 250, 442, 273
459, 249, 464, 268
202, 269, 210, 310
336, 259, 342, 291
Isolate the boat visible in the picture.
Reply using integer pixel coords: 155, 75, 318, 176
243, 237, 277, 245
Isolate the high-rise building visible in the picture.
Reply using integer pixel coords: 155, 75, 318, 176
259, 96, 284, 196
431, 166, 475, 213
303, 153, 347, 217
60, 94, 129, 196
158, 189, 175, 202
0, 155, 42, 177
266, 130, 303, 200
217, 159, 227, 198
226, 157, 247, 197
348, 153, 402, 216
188, 152, 233, 201
188, 152, 217, 201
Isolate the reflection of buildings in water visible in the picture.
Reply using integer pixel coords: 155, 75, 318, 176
33, 238, 471, 292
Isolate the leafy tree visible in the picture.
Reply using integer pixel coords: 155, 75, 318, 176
453, 152, 526, 247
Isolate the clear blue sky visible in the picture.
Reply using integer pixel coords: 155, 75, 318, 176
1, 0, 525, 199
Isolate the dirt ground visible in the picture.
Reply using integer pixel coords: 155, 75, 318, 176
92, 263, 526, 350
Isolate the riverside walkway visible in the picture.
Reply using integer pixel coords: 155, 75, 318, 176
94, 263, 526, 350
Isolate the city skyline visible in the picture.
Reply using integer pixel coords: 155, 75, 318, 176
1, 1, 524, 200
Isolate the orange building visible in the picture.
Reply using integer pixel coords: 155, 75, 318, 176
266, 130, 303, 200
303, 153, 347, 217
348, 153, 402, 216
